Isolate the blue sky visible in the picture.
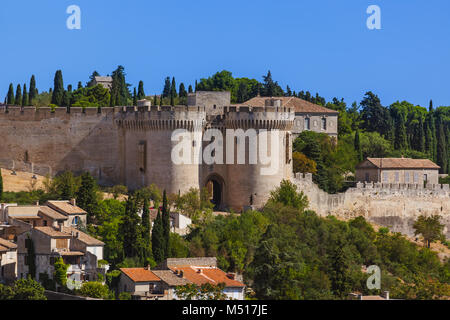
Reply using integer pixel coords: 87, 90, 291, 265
1, 0, 449, 107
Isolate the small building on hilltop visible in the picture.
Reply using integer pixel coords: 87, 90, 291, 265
239, 96, 339, 139
356, 157, 440, 185
92, 76, 113, 90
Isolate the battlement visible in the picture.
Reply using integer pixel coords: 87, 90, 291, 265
347, 181, 450, 197
294, 172, 313, 182
223, 106, 295, 130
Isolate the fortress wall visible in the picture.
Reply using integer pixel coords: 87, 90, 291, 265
0, 107, 121, 185
292, 174, 450, 238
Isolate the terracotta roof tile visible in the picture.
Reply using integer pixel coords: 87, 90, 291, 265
120, 268, 161, 282
38, 206, 68, 221
363, 158, 440, 169
62, 226, 104, 246
34, 227, 71, 238
0, 237, 18, 249
170, 266, 245, 288
46, 201, 87, 215
151, 270, 191, 286
0, 245, 7, 253
238, 96, 338, 114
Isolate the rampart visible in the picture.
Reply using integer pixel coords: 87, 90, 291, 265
292, 173, 450, 238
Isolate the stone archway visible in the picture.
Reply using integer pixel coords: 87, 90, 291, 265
205, 174, 225, 210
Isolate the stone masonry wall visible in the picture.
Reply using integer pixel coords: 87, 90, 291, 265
292, 173, 450, 238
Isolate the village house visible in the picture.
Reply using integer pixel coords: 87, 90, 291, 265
92, 76, 113, 90
0, 237, 17, 284
16, 224, 104, 289
356, 158, 440, 185
118, 257, 245, 300
238, 96, 339, 139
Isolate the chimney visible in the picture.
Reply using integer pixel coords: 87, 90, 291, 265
35, 201, 39, 206
226, 273, 235, 280
179, 271, 184, 278
76, 232, 80, 239
197, 269, 202, 274
70, 198, 76, 206
145, 265, 151, 271
382, 291, 389, 300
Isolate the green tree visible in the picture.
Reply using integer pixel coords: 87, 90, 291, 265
132, 87, 137, 106
51, 70, 64, 106
53, 171, 78, 200
76, 172, 99, 223
141, 197, 151, 259
152, 209, 165, 263
86, 71, 100, 87
267, 179, 308, 210
6, 83, 14, 104
354, 130, 363, 162
29, 75, 37, 104
261, 70, 284, 97
137, 81, 145, 100
119, 196, 144, 259
162, 77, 171, 98
179, 83, 187, 97
413, 215, 445, 248
110, 66, 130, 106
394, 113, 407, 150
15, 84, 22, 107
53, 257, 69, 287
10, 277, 47, 300
78, 281, 110, 299
162, 190, 170, 259
22, 84, 28, 106
436, 117, 448, 174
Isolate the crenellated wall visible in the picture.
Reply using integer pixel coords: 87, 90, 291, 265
292, 173, 450, 238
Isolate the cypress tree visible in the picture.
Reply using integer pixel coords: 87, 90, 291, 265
179, 83, 187, 97
77, 81, 83, 90
137, 81, 145, 100
436, 117, 448, 174
151, 209, 165, 263
195, 80, 198, 92
29, 75, 37, 105
429, 99, 433, 112
120, 196, 143, 258
394, 113, 407, 150
418, 117, 426, 153
162, 77, 171, 98
153, 95, 157, 106
354, 130, 363, 162
76, 172, 99, 224
51, 70, 64, 106
170, 77, 177, 98
170, 94, 174, 106
188, 85, 193, 93
15, 84, 22, 106
141, 198, 151, 260
133, 87, 137, 106
159, 94, 163, 106
162, 190, 170, 259
7, 83, 14, 105
22, 84, 28, 106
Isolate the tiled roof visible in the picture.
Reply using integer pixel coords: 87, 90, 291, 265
170, 266, 245, 288
95, 76, 113, 82
151, 270, 191, 286
120, 268, 161, 283
38, 206, 68, 221
362, 158, 440, 169
47, 201, 87, 215
60, 251, 84, 256
0, 237, 18, 249
62, 226, 104, 246
0, 245, 7, 253
7, 206, 40, 218
34, 227, 71, 238
238, 96, 338, 114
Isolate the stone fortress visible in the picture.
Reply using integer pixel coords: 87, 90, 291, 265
0, 91, 448, 237
0, 91, 297, 211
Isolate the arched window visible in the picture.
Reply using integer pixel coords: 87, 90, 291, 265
321, 118, 327, 130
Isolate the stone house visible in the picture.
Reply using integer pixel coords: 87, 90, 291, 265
16, 225, 104, 289
239, 96, 339, 139
92, 76, 113, 90
0, 237, 17, 284
118, 257, 245, 300
46, 200, 87, 228
356, 158, 440, 185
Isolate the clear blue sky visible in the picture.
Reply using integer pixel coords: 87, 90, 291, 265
1, 0, 449, 107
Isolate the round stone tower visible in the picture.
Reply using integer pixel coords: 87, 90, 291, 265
222, 104, 295, 210
116, 104, 206, 195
